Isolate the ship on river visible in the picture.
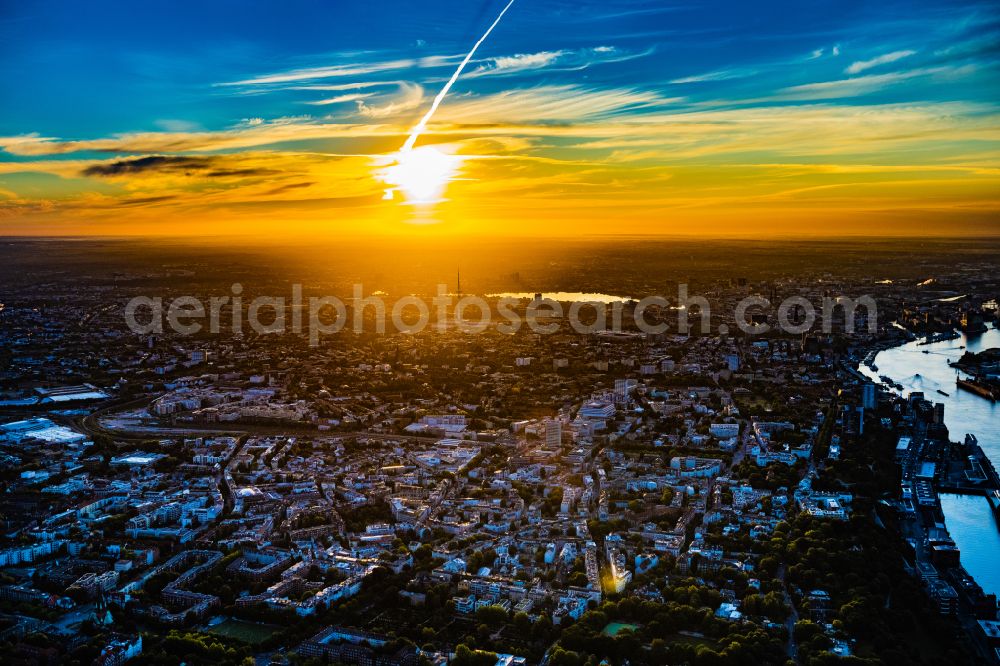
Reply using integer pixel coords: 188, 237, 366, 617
956, 376, 999, 402
918, 330, 962, 346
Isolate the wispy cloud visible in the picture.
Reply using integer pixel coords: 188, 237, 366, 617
670, 68, 755, 84
781, 64, 972, 100
5, 91, 992, 165
221, 59, 419, 86
845, 49, 916, 74
0, 122, 395, 157
464, 46, 653, 79
471, 50, 566, 76
933, 31, 1000, 60
304, 92, 376, 106
3, 96, 998, 233
808, 45, 840, 60
80, 155, 279, 178
81, 155, 210, 176
433, 84, 681, 124
290, 81, 406, 92
355, 82, 425, 118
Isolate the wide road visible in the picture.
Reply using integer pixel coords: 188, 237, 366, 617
777, 564, 799, 663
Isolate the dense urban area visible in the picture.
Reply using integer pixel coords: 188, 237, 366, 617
1, 238, 999, 666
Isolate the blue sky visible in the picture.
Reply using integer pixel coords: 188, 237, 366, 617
3, 0, 995, 138
0, 0, 997, 235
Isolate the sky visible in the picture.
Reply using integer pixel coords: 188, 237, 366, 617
0, 0, 998, 237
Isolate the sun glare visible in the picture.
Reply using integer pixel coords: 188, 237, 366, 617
382, 146, 460, 204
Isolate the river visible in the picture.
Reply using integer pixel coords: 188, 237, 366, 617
485, 292, 631, 303
859, 324, 1000, 596
938, 493, 1000, 597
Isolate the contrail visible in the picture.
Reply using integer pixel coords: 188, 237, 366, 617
400, 0, 517, 152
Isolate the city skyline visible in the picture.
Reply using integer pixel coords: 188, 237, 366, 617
1, 0, 998, 237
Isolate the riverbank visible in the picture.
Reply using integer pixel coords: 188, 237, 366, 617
859, 324, 1000, 596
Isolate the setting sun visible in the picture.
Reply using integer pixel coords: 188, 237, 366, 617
381, 146, 461, 204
